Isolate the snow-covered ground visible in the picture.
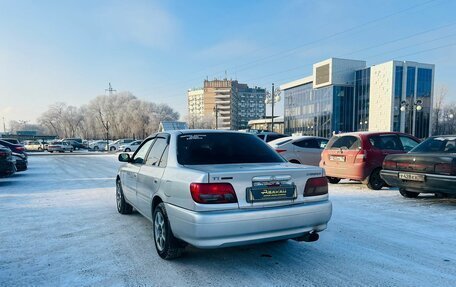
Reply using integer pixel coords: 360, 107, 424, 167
0, 155, 455, 287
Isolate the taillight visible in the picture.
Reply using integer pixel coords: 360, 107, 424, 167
0, 151, 7, 157
355, 149, 366, 163
15, 147, 25, 151
434, 163, 456, 175
190, 183, 238, 204
304, 177, 328, 197
383, 160, 397, 170
275, 149, 287, 153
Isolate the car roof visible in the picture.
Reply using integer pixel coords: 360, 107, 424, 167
331, 131, 412, 138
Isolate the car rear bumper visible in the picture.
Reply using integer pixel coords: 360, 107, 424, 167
321, 162, 370, 181
380, 170, 456, 194
165, 200, 332, 249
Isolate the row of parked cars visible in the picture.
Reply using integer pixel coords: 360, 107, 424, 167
263, 131, 455, 198
16, 138, 143, 153
88, 139, 143, 152
0, 139, 28, 177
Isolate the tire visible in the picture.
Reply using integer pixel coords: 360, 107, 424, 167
289, 159, 301, 164
50, 151, 54, 153
399, 188, 419, 198
327, 177, 341, 184
70, 149, 73, 153
94, 146, 99, 151
38, 147, 42, 151
153, 202, 184, 260
110, 146, 116, 151
367, 168, 385, 190
125, 148, 131, 152
116, 180, 133, 214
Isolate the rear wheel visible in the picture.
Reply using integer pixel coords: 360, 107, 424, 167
399, 188, 419, 198
116, 180, 133, 214
367, 168, 385, 190
153, 203, 184, 260
94, 146, 99, 151
125, 148, 131, 152
327, 177, 341, 184
110, 146, 116, 151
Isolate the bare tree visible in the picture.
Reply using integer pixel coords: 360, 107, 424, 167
433, 85, 448, 135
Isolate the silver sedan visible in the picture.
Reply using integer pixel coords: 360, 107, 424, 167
116, 130, 332, 259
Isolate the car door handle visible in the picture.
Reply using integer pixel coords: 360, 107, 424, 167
154, 179, 158, 183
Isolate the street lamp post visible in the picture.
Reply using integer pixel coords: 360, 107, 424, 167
213, 104, 219, 130
265, 83, 281, 132
400, 99, 423, 137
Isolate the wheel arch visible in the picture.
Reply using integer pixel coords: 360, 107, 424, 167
152, 195, 163, 214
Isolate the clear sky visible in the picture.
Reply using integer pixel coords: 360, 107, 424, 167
1, 0, 455, 126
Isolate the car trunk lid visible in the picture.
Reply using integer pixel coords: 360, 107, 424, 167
385, 153, 456, 175
187, 162, 324, 209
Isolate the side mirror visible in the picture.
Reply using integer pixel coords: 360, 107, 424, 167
118, 153, 131, 163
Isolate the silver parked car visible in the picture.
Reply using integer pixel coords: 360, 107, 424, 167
118, 140, 142, 152
47, 141, 74, 153
269, 136, 329, 166
116, 130, 332, 259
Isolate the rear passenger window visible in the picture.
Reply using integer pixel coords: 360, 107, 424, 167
146, 138, 168, 167
369, 135, 402, 150
293, 139, 319, 149
329, 136, 360, 150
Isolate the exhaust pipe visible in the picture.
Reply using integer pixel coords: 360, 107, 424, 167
293, 232, 319, 242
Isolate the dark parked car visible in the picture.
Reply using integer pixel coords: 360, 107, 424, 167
12, 152, 28, 172
320, 132, 420, 190
381, 135, 456, 198
0, 144, 16, 177
62, 139, 85, 150
1, 138, 20, 144
0, 139, 27, 158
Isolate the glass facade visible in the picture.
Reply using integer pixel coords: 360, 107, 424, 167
415, 68, 432, 138
284, 60, 433, 140
284, 83, 353, 138
284, 83, 331, 137
404, 66, 416, 134
393, 66, 403, 132
397, 66, 432, 138
354, 68, 370, 131
332, 86, 354, 133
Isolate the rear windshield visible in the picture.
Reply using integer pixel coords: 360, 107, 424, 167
411, 137, 456, 153
326, 135, 360, 150
177, 133, 285, 165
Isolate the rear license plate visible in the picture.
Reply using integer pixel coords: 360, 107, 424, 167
399, 173, 425, 182
246, 185, 296, 203
329, 155, 346, 162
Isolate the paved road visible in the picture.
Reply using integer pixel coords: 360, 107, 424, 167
1, 155, 455, 286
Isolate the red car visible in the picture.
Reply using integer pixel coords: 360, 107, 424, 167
320, 132, 420, 190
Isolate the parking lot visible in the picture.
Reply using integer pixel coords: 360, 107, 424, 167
1, 154, 455, 287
